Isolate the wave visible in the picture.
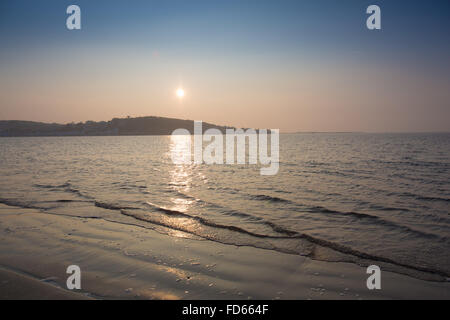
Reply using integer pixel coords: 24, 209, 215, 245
1, 195, 448, 281
144, 201, 295, 238
0, 198, 40, 209
94, 201, 140, 211
34, 182, 93, 200
244, 192, 447, 242
197, 201, 265, 222
368, 204, 411, 212
55, 199, 84, 203
368, 158, 449, 168
306, 205, 448, 242
249, 194, 292, 203
393, 191, 450, 203
244, 191, 447, 241
415, 195, 450, 203
33, 183, 71, 189
160, 189, 267, 222
117, 202, 450, 281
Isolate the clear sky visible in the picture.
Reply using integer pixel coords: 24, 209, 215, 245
1, 0, 449, 132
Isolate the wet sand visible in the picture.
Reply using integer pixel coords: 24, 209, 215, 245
0, 266, 91, 300
0, 203, 449, 300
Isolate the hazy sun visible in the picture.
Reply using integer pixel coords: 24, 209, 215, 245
176, 88, 185, 98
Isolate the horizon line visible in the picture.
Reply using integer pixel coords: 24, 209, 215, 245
1, 117, 449, 135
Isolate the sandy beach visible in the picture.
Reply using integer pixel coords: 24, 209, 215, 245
0, 203, 448, 300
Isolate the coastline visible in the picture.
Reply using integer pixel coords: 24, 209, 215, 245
0, 203, 449, 300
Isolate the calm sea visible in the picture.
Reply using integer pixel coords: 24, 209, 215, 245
0, 133, 449, 281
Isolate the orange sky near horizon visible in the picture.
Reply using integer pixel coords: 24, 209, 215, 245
1, 46, 449, 133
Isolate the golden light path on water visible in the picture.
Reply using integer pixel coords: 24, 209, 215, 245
157, 134, 201, 239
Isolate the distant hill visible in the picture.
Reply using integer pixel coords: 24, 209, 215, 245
0, 116, 235, 137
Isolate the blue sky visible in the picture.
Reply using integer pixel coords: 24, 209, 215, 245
2, 1, 449, 60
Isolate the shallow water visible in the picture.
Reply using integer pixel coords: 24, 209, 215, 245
0, 133, 449, 281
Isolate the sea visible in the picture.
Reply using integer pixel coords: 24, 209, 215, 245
0, 133, 449, 281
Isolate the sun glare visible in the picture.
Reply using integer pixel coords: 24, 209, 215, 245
176, 88, 185, 98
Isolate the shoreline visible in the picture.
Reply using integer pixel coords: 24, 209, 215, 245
0, 203, 449, 300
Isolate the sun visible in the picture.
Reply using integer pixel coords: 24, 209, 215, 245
176, 88, 185, 98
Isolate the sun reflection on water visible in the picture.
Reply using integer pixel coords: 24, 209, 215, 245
161, 135, 201, 237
